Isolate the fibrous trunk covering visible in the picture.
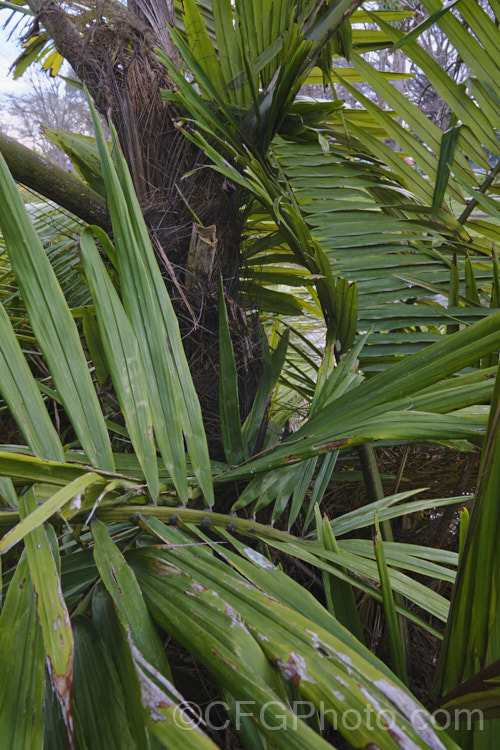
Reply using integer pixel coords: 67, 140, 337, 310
27, 0, 262, 455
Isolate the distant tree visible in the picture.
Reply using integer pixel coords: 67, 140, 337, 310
327, 1, 474, 130
0, 72, 94, 169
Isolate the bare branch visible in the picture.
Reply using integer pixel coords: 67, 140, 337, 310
0, 130, 110, 229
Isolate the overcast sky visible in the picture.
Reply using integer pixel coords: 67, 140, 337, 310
1, 11, 32, 98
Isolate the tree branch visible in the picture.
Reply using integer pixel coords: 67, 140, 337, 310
0, 131, 110, 229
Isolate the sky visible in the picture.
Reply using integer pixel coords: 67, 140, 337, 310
0, 11, 32, 98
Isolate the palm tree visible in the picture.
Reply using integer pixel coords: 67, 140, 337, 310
1, 1, 500, 747
1, 0, 367, 450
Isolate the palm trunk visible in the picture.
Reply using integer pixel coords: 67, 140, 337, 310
22, 0, 262, 455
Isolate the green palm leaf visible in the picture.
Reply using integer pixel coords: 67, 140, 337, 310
0, 153, 113, 470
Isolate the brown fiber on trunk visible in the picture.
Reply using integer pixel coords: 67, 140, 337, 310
24, 0, 262, 457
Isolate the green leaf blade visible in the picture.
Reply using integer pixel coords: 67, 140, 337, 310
21, 490, 74, 746
80, 230, 159, 500
0, 152, 113, 471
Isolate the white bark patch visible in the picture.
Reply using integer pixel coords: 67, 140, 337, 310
243, 547, 276, 569
332, 650, 354, 675
277, 652, 316, 684
360, 686, 418, 750
306, 630, 332, 658
185, 581, 209, 597
68, 494, 82, 512
334, 674, 349, 688
224, 603, 249, 630
191, 581, 206, 592
374, 679, 447, 750
151, 559, 183, 576
131, 641, 207, 733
